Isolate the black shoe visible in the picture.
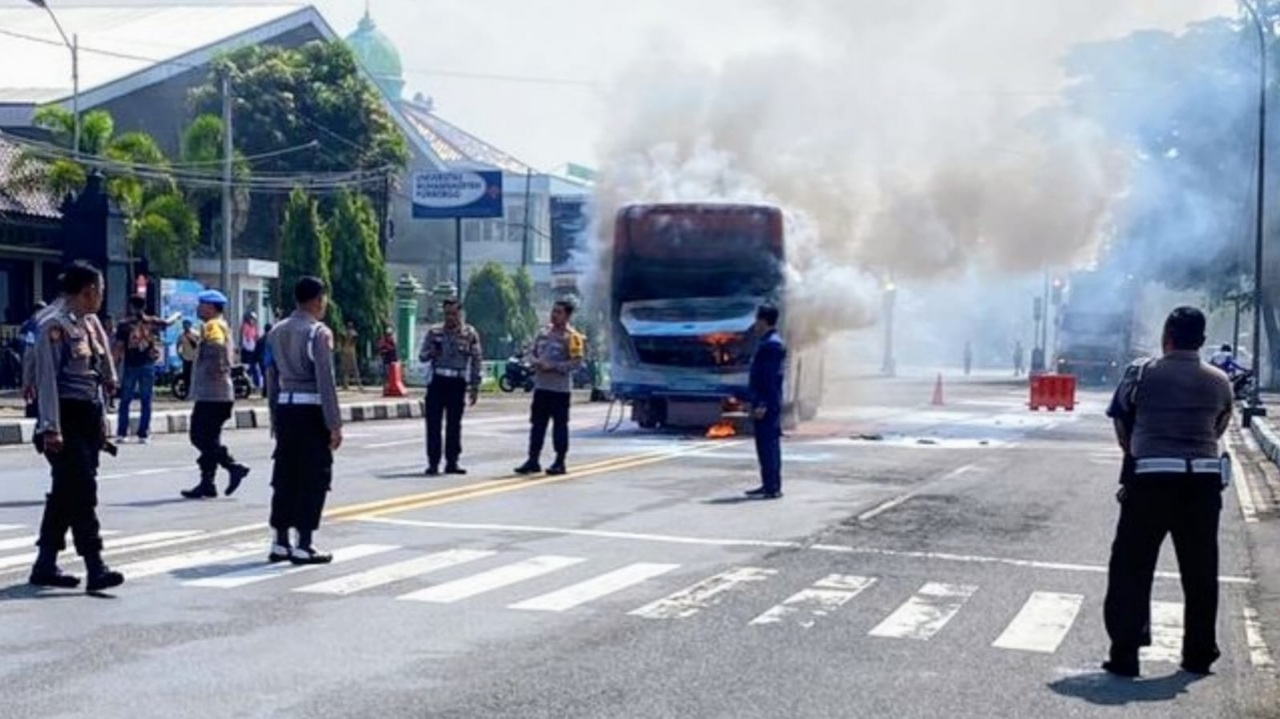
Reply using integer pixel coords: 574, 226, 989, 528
445, 465, 467, 475
181, 483, 217, 500
761, 491, 783, 500
514, 461, 542, 475
424, 466, 440, 477
744, 486, 767, 497
289, 546, 333, 565
225, 465, 250, 497
85, 569, 125, 593
1181, 650, 1221, 676
29, 568, 80, 589
1102, 647, 1140, 678
546, 462, 567, 476
268, 544, 291, 563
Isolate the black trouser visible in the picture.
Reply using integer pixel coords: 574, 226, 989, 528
425, 376, 467, 468
37, 400, 105, 557
527, 389, 571, 463
181, 360, 193, 388
753, 410, 783, 494
189, 401, 237, 483
1103, 473, 1222, 664
270, 405, 332, 533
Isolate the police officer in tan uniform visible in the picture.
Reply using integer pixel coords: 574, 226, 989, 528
28, 262, 125, 593
419, 298, 483, 476
1103, 307, 1234, 678
264, 277, 342, 564
515, 299, 585, 476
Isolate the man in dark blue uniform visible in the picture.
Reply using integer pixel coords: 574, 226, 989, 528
745, 304, 785, 500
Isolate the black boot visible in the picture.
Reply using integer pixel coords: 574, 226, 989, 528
29, 546, 79, 589
225, 464, 250, 497
1102, 646, 1140, 678
514, 460, 542, 475
546, 457, 567, 476
84, 554, 124, 593
181, 481, 217, 500
444, 464, 467, 475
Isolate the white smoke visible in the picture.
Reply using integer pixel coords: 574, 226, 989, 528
585, 0, 1216, 354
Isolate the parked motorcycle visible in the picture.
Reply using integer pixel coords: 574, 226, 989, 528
499, 356, 535, 393
172, 364, 253, 400
1232, 369, 1255, 402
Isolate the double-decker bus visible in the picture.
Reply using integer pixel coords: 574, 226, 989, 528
608, 202, 824, 429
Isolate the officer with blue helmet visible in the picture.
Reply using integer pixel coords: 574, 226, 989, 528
182, 289, 250, 499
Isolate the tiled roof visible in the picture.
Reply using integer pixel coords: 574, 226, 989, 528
398, 101, 535, 175
0, 136, 61, 220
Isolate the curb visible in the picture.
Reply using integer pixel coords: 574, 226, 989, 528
0, 398, 426, 446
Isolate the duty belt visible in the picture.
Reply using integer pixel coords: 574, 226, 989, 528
1133, 457, 1223, 475
433, 368, 466, 379
277, 391, 322, 406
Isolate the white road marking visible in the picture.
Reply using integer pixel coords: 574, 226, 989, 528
294, 549, 496, 596
358, 517, 1257, 585
858, 464, 977, 522
750, 574, 877, 628
99, 466, 188, 480
511, 562, 679, 612
0, 529, 145, 569
630, 567, 776, 620
1226, 443, 1260, 524
362, 440, 420, 449
869, 582, 978, 641
117, 542, 264, 579
0, 535, 39, 552
398, 555, 584, 603
1245, 606, 1276, 670
0, 524, 24, 533
992, 591, 1084, 654
1141, 601, 1184, 664
183, 544, 398, 589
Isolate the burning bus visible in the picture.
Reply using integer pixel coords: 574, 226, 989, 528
608, 202, 824, 430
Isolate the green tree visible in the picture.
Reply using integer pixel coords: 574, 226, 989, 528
511, 266, 541, 348
180, 113, 251, 248
279, 188, 335, 325
327, 189, 391, 349
463, 263, 520, 359
190, 42, 409, 259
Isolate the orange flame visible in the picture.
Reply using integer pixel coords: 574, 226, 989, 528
706, 421, 737, 439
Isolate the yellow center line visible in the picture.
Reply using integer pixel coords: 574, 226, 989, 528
325, 441, 740, 521
335, 440, 747, 520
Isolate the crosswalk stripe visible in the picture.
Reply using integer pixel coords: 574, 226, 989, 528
117, 542, 264, 580
750, 574, 877, 627
294, 549, 497, 596
510, 562, 680, 612
0, 529, 131, 569
398, 555, 585, 603
1141, 601, 1184, 663
869, 582, 978, 640
0, 535, 40, 553
992, 591, 1084, 653
0, 524, 24, 534
629, 567, 777, 620
1245, 606, 1276, 670
183, 544, 399, 589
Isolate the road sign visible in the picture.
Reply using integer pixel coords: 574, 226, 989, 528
411, 170, 504, 219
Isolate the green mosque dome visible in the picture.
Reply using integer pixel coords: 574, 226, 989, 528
346, 9, 406, 99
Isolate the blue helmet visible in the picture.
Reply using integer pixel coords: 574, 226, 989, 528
197, 289, 228, 307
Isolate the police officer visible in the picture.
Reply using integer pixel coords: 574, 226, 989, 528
419, 298, 483, 476
264, 276, 342, 564
28, 262, 125, 592
182, 289, 250, 500
515, 300, 585, 476
1102, 307, 1234, 678
745, 304, 785, 500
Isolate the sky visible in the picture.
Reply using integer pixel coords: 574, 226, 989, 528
0, 0, 1232, 171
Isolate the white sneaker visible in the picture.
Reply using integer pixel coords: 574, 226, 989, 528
137, 437, 150, 445
267, 544, 291, 563
289, 546, 333, 565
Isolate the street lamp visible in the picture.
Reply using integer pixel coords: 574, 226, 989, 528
1242, 0, 1268, 426
27, 0, 79, 155
882, 279, 897, 377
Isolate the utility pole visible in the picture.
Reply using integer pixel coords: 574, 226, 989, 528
1243, 0, 1269, 425
521, 169, 533, 266
220, 73, 234, 321
28, 2, 79, 153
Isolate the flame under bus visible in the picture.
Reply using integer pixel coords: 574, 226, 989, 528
608, 202, 824, 430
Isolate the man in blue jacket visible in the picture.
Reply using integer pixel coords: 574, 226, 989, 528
745, 304, 786, 500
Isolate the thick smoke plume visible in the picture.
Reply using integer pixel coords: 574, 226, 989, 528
586, 0, 1214, 351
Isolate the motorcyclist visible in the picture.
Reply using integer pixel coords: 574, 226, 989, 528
1209, 344, 1244, 377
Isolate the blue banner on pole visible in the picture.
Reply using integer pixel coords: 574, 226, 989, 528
159, 278, 204, 369
411, 170, 504, 219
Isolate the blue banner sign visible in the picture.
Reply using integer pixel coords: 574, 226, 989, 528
412, 170, 504, 219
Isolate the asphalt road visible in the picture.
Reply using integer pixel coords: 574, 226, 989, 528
1, 374, 1277, 718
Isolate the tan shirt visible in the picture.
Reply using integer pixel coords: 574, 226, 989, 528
419, 322, 483, 387
1107, 351, 1234, 459
33, 306, 116, 434
266, 310, 342, 430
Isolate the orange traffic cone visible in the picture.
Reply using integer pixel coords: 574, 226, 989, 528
383, 361, 407, 398
931, 373, 945, 406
